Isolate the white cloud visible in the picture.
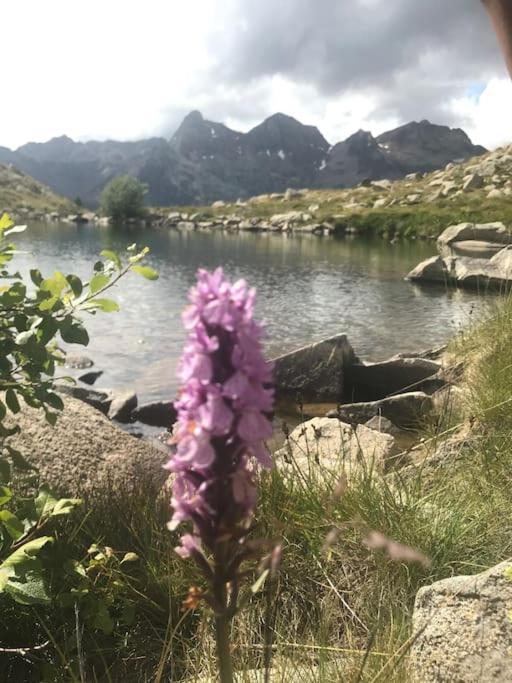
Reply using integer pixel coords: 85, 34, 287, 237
0, 0, 217, 147
450, 78, 512, 149
0, 0, 509, 149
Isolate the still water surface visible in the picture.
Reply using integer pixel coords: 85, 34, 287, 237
16, 223, 490, 402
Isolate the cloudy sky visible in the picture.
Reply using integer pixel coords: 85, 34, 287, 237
2, 0, 511, 150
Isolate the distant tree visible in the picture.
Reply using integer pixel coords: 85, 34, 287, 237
74, 196, 83, 207
100, 176, 147, 221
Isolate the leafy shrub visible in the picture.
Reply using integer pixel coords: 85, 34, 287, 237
100, 175, 147, 221
0, 212, 158, 607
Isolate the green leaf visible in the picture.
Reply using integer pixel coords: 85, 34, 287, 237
4, 574, 51, 605
44, 392, 64, 411
89, 273, 110, 295
0, 213, 14, 232
66, 274, 83, 298
38, 295, 58, 312
30, 269, 43, 286
0, 510, 24, 540
132, 265, 159, 281
60, 318, 89, 346
0, 486, 12, 506
0, 458, 11, 483
51, 498, 82, 517
35, 486, 57, 519
5, 389, 20, 414
40, 271, 68, 298
100, 250, 121, 269
7, 447, 35, 471
88, 298, 119, 313
15, 330, 34, 346
5, 224, 27, 236
45, 411, 58, 427
92, 601, 114, 635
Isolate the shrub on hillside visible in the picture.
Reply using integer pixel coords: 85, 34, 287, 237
100, 175, 147, 221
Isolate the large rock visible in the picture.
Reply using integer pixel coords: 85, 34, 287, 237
6, 397, 167, 497
326, 392, 433, 428
450, 240, 505, 258
344, 358, 442, 402
407, 256, 449, 284
273, 334, 358, 403
408, 250, 512, 290
55, 383, 111, 414
437, 221, 512, 249
132, 400, 177, 428
410, 561, 512, 682
275, 417, 400, 475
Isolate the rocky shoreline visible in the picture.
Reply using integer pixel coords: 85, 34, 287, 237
407, 220, 512, 289
7, 322, 512, 681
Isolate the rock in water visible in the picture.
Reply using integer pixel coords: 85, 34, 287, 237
410, 561, 512, 682
78, 370, 104, 385
344, 358, 442, 402
131, 400, 177, 428
108, 390, 138, 423
437, 221, 512, 249
272, 334, 358, 403
65, 354, 94, 369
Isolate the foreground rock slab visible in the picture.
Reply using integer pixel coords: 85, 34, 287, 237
273, 334, 358, 403
326, 391, 433, 428
344, 358, 442, 401
6, 397, 167, 497
275, 417, 400, 475
410, 561, 512, 682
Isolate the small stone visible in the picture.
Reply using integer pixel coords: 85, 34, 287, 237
108, 390, 138, 423
78, 370, 103, 385
65, 354, 94, 370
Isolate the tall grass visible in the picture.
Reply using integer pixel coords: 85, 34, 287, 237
3, 298, 512, 681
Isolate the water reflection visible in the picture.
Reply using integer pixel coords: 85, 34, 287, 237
15, 223, 492, 401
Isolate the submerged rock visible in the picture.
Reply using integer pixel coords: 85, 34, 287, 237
410, 561, 512, 682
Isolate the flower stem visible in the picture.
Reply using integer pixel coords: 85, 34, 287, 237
215, 614, 234, 683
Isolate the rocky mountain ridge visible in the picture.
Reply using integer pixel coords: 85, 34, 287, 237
0, 113, 486, 207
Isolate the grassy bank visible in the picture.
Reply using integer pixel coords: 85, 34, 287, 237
160, 143, 512, 241
2, 299, 512, 681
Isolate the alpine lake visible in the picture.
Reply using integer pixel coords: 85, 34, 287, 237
16, 222, 492, 406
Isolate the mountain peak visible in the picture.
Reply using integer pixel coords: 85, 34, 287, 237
180, 110, 205, 127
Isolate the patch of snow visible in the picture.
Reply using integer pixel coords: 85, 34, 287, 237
319, 159, 327, 171
210, 127, 217, 138
266, 149, 271, 157
278, 149, 286, 160
378, 143, 390, 151
209, 155, 215, 159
